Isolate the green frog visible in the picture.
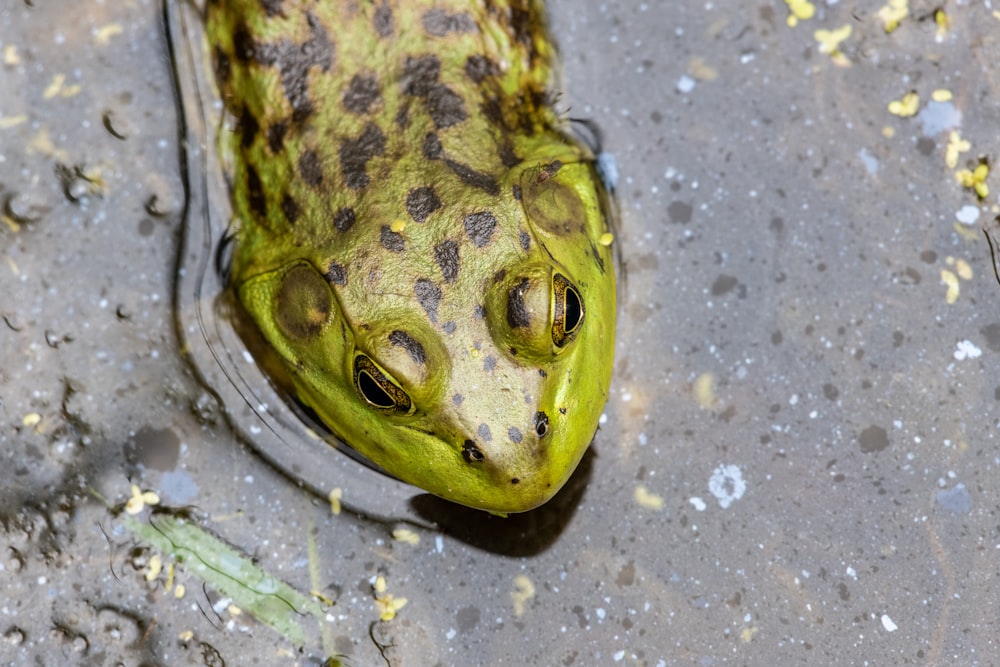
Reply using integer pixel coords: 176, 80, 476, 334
206, 0, 616, 513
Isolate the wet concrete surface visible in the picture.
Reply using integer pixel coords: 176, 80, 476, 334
2, 0, 999, 664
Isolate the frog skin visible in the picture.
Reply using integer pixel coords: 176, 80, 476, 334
207, 0, 616, 513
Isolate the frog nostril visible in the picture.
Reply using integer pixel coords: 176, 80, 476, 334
534, 411, 549, 438
462, 439, 485, 463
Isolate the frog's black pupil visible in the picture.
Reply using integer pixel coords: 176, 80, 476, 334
359, 370, 395, 408
564, 285, 582, 333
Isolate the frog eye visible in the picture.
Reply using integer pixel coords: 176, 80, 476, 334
353, 354, 412, 415
485, 265, 584, 361
552, 273, 584, 347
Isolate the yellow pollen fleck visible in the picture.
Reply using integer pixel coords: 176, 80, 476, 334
125, 484, 160, 515
945, 131, 970, 169
43, 73, 81, 99
511, 575, 536, 617
887, 92, 919, 117
932, 89, 952, 102
955, 258, 973, 281
390, 219, 407, 233
392, 527, 420, 545
693, 372, 716, 409
0, 115, 27, 130
372, 576, 407, 621
328, 487, 342, 515
881, 126, 896, 138
178, 630, 194, 641
956, 162, 990, 199
814, 25, 852, 57
940, 269, 959, 304
145, 554, 162, 582
688, 57, 718, 81
934, 9, 951, 41
3, 45, 19, 65
784, 0, 815, 26
877, 0, 909, 33
599, 232, 615, 247
634, 485, 665, 511
94, 23, 124, 46
43, 74, 65, 99
22, 412, 41, 427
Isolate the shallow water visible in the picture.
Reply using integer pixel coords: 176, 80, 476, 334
2, 1, 999, 664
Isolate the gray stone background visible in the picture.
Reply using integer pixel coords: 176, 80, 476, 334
2, 0, 999, 664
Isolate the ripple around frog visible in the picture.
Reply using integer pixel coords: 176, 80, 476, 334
166, 0, 424, 523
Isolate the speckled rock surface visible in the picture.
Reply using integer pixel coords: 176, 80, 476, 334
2, 1, 999, 665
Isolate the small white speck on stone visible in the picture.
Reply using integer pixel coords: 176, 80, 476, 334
708, 464, 746, 509
881, 614, 898, 632
676, 75, 695, 93
689, 497, 707, 511
954, 339, 982, 360
955, 205, 980, 225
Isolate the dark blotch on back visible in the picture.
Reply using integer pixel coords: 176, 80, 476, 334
507, 278, 531, 328
465, 55, 499, 83
267, 121, 287, 153
374, 2, 394, 37
464, 211, 497, 247
434, 240, 460, 283
380, 225, 405, 252
406, 187, 441, 223
333, 207, 356, 232
519, 230, 531, 250
298, 149, 323, 186
231, 24, 258, 62
251, 13, 334, 122
238, 105, 259, 148
340, 123, 386, 190
343, 73, 381, 114
402, 55, 441, 96
508, 427, 523, 444
422, 9, 476, 36
389, 330, 426, 364
401, 56, 466, 129
281, 193, 300, 225
477, 423, 493, 441
258, 0, 284, 17
325, 262, 346, 285
246, 165, 267, 219
426, 84, 467, 129
213, 45, 231, 85
446, 159, 499, 195
414, 279, 442, 323
423, 133, 443, 159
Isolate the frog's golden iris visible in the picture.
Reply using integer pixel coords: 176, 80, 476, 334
209, 0, 616, 513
